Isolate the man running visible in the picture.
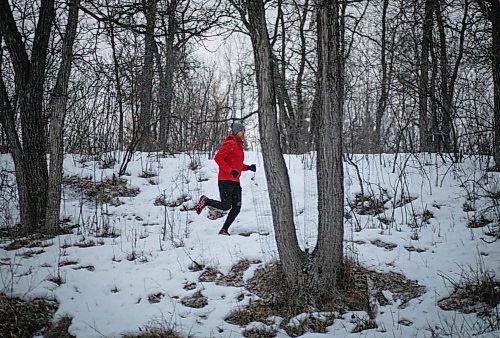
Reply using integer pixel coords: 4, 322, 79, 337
194, 122, 256, 235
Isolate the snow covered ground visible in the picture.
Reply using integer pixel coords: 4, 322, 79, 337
0, 151, 499, 337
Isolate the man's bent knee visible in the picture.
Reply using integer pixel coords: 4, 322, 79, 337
221, 202, 232, 211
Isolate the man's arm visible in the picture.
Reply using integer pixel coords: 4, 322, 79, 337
214, 139, 233, 174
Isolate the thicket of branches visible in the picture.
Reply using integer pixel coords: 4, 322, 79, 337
0, 0, 496, 159
0, 1, 498, 232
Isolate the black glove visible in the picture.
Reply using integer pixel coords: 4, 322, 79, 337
248, 164, 256, 172
230, 169, 239, 178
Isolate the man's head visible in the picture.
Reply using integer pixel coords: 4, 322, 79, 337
231, 122, 245, 138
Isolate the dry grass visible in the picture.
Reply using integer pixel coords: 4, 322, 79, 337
226, 260, 426, 335
437, 265, 500, 334
0, 294, 75, 338
122, 318, 182, 338
468, 215, 493, 228
438, 275, 500, 314
181, 290, 208, 308
64, 175, 140, 204
2, 230, 71, 251
44, 316, 76, 338
349, 193, 387, 216
122, 328, 181, 338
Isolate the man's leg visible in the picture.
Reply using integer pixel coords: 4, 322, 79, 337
204, 181, 232, 211
221, 182, 241, 231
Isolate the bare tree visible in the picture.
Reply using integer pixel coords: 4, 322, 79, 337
418, 0, 434, 152
475, 0, 500, 168
434, 0, 468, 159
312, 0, 345, 299
46, 0, 81, 232
241, 0, 303, 292
373, 0, 391, 152
138, 0, 157, 150
106, 4, 125, 149
232, 0, 345, 302
0, 1, 55, 233
157, 0, 178, 151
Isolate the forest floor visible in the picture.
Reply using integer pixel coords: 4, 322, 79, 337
0, 151, 499, 337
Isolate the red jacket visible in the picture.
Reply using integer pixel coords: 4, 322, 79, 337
214, 135, 249, 182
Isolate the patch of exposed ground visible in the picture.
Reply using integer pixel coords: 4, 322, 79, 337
64, 175, 139, 205
438, 274, 500, 334
438, 278, 500, 314
1, 229, 73, 250
371, 239, 397, 250
122, 323, 182, 338
225, 261, 426, 336
181, 291, 208, 308
468, 215, 493, 228
394, 194, 418, 208
197, 259, 260, 287
154, 193, 190, 207
0, 294, 74, 338
349, 193, 388, 216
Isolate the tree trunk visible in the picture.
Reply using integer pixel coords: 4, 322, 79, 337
245, 0, 304, 291
138, 0, 157, 150
46, 0, 79, 233
475, 1, 500, 167
435, 0, 468, 158
311, 0, 344, 301
419, 0, 434, 152
108, 18, 125, 150
295, 0, 311, 153
159, 0, 177, 151
435, 0, 452, 153
418, 0, 434, 151
0, 1, 55, 233
492, 2, 500, 167
373, 0, 389, 153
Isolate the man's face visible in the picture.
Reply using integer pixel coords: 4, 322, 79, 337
236, 129, 245, 139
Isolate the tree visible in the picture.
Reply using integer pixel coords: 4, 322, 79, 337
313, 0, 345, 299
418, 0, 434, 152
234, 0, 345, 302
475, 0, 500, 168
241, 0, 304, 293
157, 0, 178, 151
0, 1, 56, 233
138, 0, 157, 150
46, 0, 81, 232
434, 0, 468, 159
373, 0, 391, 153
105, 3, 126, 149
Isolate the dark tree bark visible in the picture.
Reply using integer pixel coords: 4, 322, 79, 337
493, 2, 500, 167
46, 0, 80, 232
373, 0, 390, 153
243, 0, 304, 292
0, 0, 55, 233
138, 0, 157, 150
312, 0, 344, 300
294, 0, 311, 153
476, 0, 500, 167
435, 0, 452, 153
158, 0, 178, 151
435, 0, 468, 158
419, 0, 434, 152
237, 0, 346, 303
107, 14, 125, 149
